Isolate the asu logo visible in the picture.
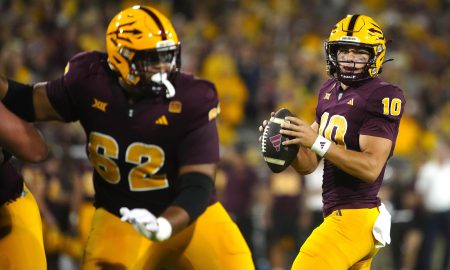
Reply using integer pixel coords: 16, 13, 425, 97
269, 134, 282, 152
92, 98, 108, 112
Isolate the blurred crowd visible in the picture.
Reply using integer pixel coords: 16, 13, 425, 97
0, 0, 449, 270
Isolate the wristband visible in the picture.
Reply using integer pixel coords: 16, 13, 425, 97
311, 135, 332, 157
155, 217, 172, 241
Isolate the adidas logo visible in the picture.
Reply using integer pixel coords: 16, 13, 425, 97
270, 134, 282, 152
155, 115, 168, 125
347, 98, 354, 106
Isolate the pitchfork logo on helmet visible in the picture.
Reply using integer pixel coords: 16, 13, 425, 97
106, 5, 181, 98
325, 14, 387, 84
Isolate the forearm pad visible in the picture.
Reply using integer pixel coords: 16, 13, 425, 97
3, 80, 35, 121
172, 172, 214, 223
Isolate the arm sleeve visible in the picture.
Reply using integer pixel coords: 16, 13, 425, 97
172, 172, 214, 222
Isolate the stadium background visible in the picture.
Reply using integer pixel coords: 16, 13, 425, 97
0, 0, 449, 269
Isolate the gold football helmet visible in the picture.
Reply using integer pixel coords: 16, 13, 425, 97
325, 15, 387, 84
106, 5, 180, 97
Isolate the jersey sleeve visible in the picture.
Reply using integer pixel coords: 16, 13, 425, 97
178, 79, 220, 165
360, 85, 405, 142
46, 52, 90, 122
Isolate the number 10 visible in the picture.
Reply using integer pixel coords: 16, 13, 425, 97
382, 98, 401, 116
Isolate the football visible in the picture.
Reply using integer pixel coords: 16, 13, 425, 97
261, 108, 299, 173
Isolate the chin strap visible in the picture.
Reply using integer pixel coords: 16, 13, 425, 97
151, 72, 175, 98
382, 58, 394, 65
379, 58, 394, 75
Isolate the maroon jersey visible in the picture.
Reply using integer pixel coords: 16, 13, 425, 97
0, 153, 24, 205
46, 51, 220, 216
315, 78, 405, 216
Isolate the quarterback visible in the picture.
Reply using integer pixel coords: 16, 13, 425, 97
260, 15, 405, 269
0, 5, 254, 270
0, 99, 48, 269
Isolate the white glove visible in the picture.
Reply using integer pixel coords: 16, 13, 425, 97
120, 207, 158, 239
119, 207, 172, 241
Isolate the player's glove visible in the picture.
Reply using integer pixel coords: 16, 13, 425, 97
119, 207, 172, 241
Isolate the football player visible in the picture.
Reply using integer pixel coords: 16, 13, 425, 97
260, 15, 405, 269
0, 5, 254, 270
0, 99, 48, 270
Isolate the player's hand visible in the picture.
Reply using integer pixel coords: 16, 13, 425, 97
280, 116, 318, 148
120, 207, 158, 239
120, 207, 172, 241
258, 111, 275, 142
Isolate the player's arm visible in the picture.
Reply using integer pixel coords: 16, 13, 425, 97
160, 163, 215, 235
281, 117, 391, 183
320, 135, 391, 183
120, 164, 216, 241
120, 164, 216, 242
0, 101, 48, 162
324, 86, 404, 183
120, 165, 216, 242
290, 121, 321, 175
0, 75, 64, 121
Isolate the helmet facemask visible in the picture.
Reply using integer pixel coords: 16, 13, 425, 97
326, 41, 377, 85
127, 45, 180, 98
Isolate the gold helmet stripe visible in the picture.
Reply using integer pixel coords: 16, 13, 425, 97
139, 6, 167, 40
346, 14, 360, 36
